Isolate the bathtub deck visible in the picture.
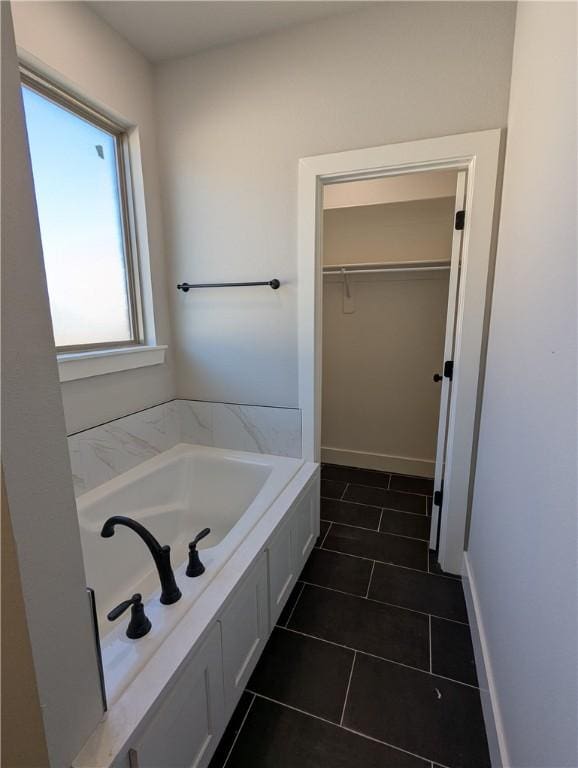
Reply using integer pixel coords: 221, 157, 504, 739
208, 465, 490, 768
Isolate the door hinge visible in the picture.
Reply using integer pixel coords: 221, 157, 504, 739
443, 360, 454, 380
434, 489, 443, 508
455, 210, 465, 230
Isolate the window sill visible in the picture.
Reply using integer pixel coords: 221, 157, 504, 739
57, 345, 167, 382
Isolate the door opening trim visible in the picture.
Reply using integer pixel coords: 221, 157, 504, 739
297, 130, 502, 574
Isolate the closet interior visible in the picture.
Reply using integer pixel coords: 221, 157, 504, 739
321, 170, 458, 485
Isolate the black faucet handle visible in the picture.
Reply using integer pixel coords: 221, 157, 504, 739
186, 528, 211, 577
107, 593, 152, 639
107, 593, 143, 621
191, 527, 211, 548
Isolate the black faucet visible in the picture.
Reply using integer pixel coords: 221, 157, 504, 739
100, 516, 182, 605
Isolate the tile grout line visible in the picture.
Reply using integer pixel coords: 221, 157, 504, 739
323, 517, 429, 543
322, 515, 428, 541
319, 545, 374, 563
323, 465, 434, 492
340, 651, 356, 726
377, 508, 384, 531
321, 518, 382, 536
322, 493, 429, 516
386, 485, 434, 499
320, 532, 429, 567
221, 693, 256, 768
283, 582, 306, 627
297, 578, 470, 626
324, 463, 431, 483
319, 541, 461, 583
277, 624, 480, 690
340, 482, 349, 500
319, 521, 333, 549
323, 518, 431, 545
246, 690, 435, 766
365, 561, 376, 599
319, 492, 430, 517
328, 479, 433, 499
429, 614, 432, 674
382, 505, 432, 519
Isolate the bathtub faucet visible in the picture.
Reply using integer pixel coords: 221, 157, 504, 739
100, 516, 182, 605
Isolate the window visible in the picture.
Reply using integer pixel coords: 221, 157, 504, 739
20, 68, 140, 351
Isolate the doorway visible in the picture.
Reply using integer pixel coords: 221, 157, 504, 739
321, 168, 465, 557
297, 130, 501, 573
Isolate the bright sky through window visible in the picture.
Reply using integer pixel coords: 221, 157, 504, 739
22, 85, 134, 349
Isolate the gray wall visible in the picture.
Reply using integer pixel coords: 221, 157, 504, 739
155, 2, 516, 408
467, 3, 578, 766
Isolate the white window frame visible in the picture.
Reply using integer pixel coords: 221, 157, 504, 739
20, 63, 166, 380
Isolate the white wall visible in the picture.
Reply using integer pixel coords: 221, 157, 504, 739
12, 1, 175, 434
1, 4, 103, 764
466, 3, 578, 766
155, 1, 516, 408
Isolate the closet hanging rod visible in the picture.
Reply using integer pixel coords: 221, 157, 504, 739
177, 279, 280, 292
323, 265, 450, 275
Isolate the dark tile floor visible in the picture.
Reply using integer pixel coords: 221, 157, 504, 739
209, 464, 490, 768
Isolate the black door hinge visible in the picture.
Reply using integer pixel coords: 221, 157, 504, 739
443, 360, 454, 380
434, 488, 443, 508
455, 210, 465, 230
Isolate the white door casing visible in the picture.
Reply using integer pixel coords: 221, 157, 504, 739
298, 130, 502, 573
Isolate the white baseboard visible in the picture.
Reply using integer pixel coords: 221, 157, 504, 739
462, 553, 509, 768
321, 446, 434, 477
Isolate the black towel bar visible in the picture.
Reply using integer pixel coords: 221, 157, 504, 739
177, 279, 280, 292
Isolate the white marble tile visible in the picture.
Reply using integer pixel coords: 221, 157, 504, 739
175, 400, 214, 446
71, 402, 178, 494
79, 428, 126, 490
118, 402, 178, 454
212, 403, 301, 457
164, 400, 181, 445
69, 399, 302, 496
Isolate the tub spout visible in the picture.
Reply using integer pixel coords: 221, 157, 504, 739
101, 515, 182, 605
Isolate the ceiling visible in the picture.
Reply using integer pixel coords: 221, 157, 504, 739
88, 1, 375, 63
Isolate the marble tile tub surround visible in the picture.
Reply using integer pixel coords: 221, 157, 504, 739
68, 400, 302, 495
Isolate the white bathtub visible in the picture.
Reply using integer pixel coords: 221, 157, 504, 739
77, 443, 304, 703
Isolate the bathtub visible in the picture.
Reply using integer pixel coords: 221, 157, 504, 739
77, 443, 304, 703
